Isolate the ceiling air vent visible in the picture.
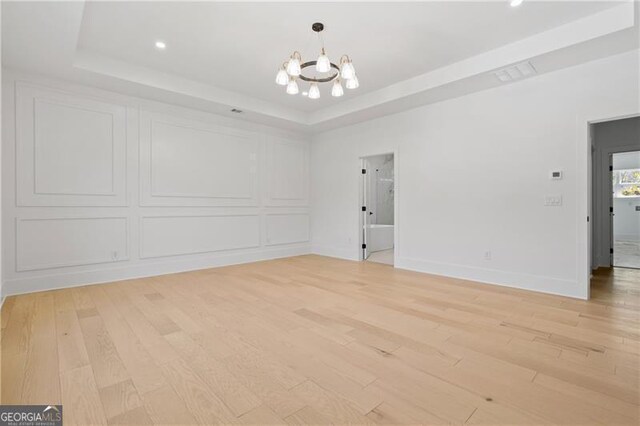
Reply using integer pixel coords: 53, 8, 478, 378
493, 61, 537, 83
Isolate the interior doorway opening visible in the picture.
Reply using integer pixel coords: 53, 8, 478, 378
612, 151, 640, 269
591, 117, 640, 276
360, 153, 395, 265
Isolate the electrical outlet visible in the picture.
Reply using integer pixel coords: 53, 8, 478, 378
484, 251, 492, 261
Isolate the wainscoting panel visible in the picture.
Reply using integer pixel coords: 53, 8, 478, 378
3, 74, 311, 297
140, 111, 260, 206
265, 137, 309, 206
266, 213, 310, 246
140, 214, 261, 258
16, 217, 128, 271
16, 83, 127, 206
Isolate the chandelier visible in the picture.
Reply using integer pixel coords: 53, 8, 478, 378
275, 22, 358, 99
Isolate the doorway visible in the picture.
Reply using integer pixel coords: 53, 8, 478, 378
612, 151, 640, 268
591, 117, 640, 273
360, 153, 394, 265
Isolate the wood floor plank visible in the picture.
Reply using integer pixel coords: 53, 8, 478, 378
222, 351, 307, 418
98, 379, 143, 420
20, 292, 61, 404
103, 285, 181, 365
54, 291, 91, 373
78, 311, 131, 389
237, 405, 283, 425
163, 330, 262, 417
60, 365, 108, 426
290, 380, 373, 425
284, 405, 331, 425
89, 286, 166, 394
1, 294, 37, 404
159, 357, 238, 425
107, 406, 153, 425
1, 296, 16, 330
1, 256, 638, 425
141, 384, 199, 425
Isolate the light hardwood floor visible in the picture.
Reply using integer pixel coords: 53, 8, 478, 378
1, 255, 639, 425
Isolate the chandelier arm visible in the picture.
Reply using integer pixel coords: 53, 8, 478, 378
298, 61, 340, 83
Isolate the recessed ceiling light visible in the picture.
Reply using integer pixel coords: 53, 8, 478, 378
510, 0, 524, 7
155, 41, 166, 50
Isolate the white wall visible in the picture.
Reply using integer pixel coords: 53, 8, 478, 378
311, 50, 639, 299
2, 70, 311, 296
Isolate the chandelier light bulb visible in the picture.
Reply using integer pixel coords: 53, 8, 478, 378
286, 78, 299, 95
345, 75, 359, 90
316, 49, 331, 73
275, 68, 289, 86
340, 60, 355, 80
286, 53, 301, 77
331, 79, 344, 97
308, 83, 320, 99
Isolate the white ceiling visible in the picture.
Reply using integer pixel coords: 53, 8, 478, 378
2, 1, 638, 132
76, 1, 620, 112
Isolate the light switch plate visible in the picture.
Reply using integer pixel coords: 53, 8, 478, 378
544, 195, 563, 206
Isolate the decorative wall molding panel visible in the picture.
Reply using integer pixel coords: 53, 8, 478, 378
139, 111, 260, 206
140, 214, 260, 259
265, 137, 309, 206
266, 213, 310, 246
3, 75, 311, 296
16, 83, 128, 206
16, 216, 128, 271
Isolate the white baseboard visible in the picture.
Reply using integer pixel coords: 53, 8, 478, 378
310, 244, 359, 261
309, 245, 585, 299
395, 256, 585, 300
3, 245, 311, 297
5, 244, 586, 300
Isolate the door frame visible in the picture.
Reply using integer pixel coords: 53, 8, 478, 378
609, 149, 640, 268
583, 112, 640, 299
593, 144, 640, 269
358, 150, 398, 264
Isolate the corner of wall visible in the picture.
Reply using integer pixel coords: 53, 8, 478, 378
310, 245, 359, 262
